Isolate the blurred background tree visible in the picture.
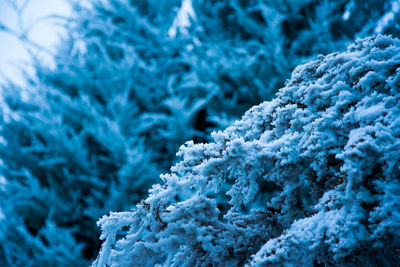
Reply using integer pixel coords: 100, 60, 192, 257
0, 0, 399, 265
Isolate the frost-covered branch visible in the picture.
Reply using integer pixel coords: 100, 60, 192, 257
93, 35, 400, 266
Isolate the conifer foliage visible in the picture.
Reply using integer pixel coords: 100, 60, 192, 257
0, 0, 399, 265
93, 35, 400, 266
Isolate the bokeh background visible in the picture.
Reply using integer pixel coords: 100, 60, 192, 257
0, 0, 71, 85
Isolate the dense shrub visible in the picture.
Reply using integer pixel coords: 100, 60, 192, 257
93, 35, 400, 266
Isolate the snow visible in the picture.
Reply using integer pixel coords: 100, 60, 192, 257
168, 0, 196, 37
375, 0, 400, 33
92, 35, 400, 266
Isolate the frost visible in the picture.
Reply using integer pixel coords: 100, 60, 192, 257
375, 0, 400, 33
0, 175, 6, 191
1, 0, 400, 264
93, 35, 400, 266
342, 1, 354, 21
169, 0, 196, 37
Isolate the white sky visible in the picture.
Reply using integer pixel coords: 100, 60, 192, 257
0, 0, 71, 85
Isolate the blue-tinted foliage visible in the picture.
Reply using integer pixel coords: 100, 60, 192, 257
94, 35, 400, 266
0, 0, 399, 265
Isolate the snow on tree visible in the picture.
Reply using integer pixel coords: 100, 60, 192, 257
1, 0, 399, 265
93, 35, 400, 266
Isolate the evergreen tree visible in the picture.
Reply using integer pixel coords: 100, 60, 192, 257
93, 35, 400, 267
0, 0, 399, 265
